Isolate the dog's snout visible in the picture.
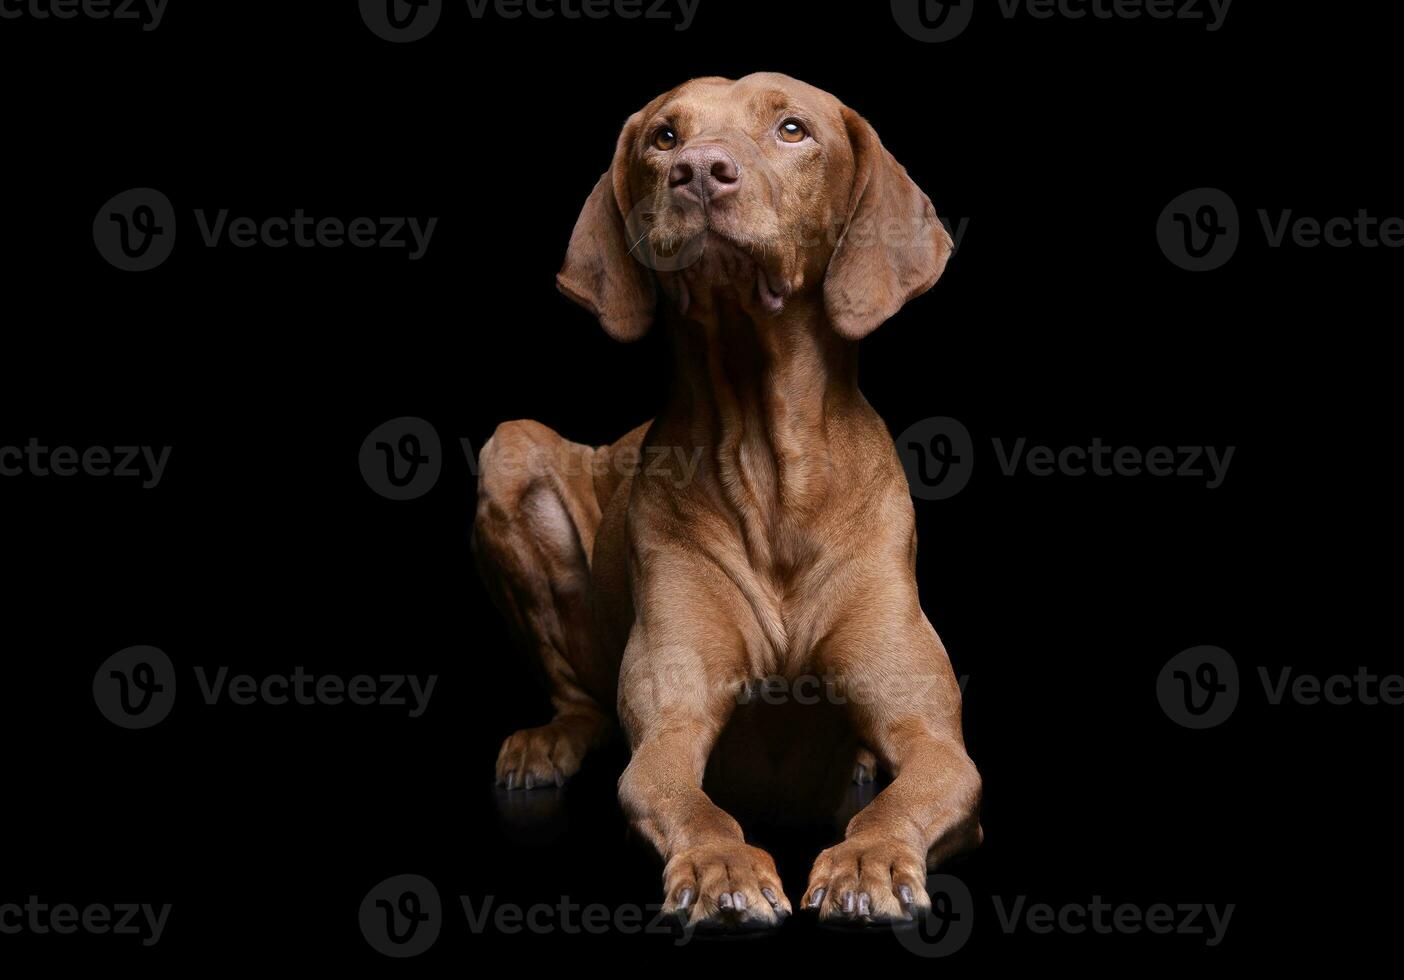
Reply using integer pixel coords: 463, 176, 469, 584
669, 145, 741, 202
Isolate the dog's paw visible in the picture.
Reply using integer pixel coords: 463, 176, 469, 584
662, 841, 791, 931
803, 836, 928, 924
495, 719, 594, 790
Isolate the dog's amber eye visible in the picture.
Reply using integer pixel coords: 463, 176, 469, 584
653, 127, 678, 151
778, 119, 808, 143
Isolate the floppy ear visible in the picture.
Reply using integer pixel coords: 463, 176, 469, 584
556, 113, 657, 342
824, 107, 954, 341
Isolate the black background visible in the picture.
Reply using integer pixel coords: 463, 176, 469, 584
1, 0, 1394, 969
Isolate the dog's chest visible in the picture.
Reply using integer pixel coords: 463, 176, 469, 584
723, 517, 856, 676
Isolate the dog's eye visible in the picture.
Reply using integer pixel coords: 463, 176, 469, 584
653, 126, 678, 151
778, 119, 808, 143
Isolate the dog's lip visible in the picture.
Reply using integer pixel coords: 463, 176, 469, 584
701, 230, 791, 298
757, 271, 786, 314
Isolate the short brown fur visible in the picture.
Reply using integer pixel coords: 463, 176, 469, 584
475, 73, 979, 928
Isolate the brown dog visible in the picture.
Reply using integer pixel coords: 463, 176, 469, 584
473, 72, 981, 928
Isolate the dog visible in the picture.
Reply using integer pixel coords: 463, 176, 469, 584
473, 72, 981, 928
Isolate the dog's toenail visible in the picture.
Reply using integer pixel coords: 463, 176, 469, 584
858, 893, 871, 916
762, 888, 778, 907
809, 888, 825, 909
718, 892, 733, 909
524, 774, 535, 790
733, 891, 746, 910
841, 891, 855, 913
899, 885, 914, 907
678, 888, 694, 910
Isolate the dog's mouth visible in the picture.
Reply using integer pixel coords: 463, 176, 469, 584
667, 230, 790, 317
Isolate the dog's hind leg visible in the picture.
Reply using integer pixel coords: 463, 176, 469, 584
473, 419, 616, 790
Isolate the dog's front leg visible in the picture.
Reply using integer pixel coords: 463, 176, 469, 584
616, 623, 792, 929
804, 611, 982, 923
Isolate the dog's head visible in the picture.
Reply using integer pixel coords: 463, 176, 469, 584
558, 72, 953, 342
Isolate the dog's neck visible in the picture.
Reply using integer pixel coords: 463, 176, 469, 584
656, 293, 868, 559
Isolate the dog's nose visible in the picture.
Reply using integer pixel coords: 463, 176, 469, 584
669, 145, 741, 202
